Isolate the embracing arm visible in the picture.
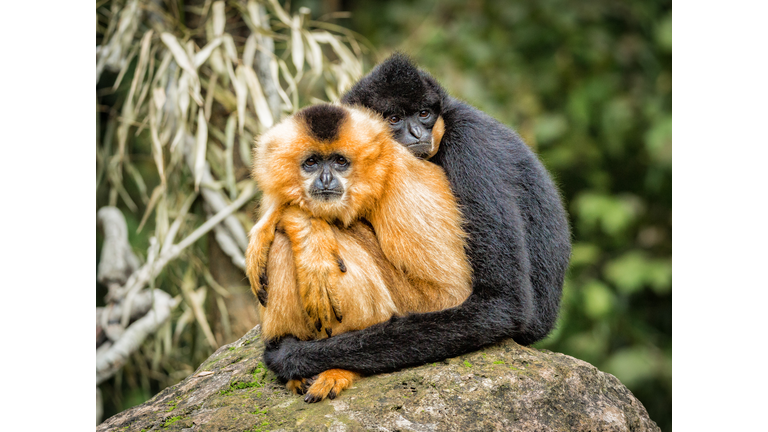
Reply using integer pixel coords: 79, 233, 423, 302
263, 100, 570, 381
264, 293, 530, 380
245, 198, 283, 305
264, 166, 536, 381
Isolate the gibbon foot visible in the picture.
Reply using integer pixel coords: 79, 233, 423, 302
285, 375, 317, 395
303, 369, 359, 403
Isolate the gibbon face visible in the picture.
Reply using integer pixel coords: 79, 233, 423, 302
300, 152, 350, 202
340, 53, 447, 159
385, 110, 445, 159
253, 104, 395, 226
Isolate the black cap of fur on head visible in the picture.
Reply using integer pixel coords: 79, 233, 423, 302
341, 53, 446, 117
296, 104, 349, 142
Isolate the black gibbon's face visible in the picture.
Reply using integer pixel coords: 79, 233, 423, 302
386, 109, 439, 158
300, 153, 351, 202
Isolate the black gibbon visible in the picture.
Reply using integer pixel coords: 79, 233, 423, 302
262, 53, 572, 383
245, 103, 471, 402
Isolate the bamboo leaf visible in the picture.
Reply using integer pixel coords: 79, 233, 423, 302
151, 50, 173, 88
230, 61, 247, 135
270, 57, 292, 111
186, 41, 204, 106
125, 161, 149, 204
177, 72, 190, 120
162, 191, 198, 255
224, 114, 237, 201
324, 82, 339, 102
173, 306, 193, 345
222, 34, 238, 62
243, 33, 257, 68
128, 30, 154, 110
239, 129, 253, 167
212, 1, 226, 36
209, 47, 226, 75
204, 72, 218, 121
266, 0, 292, 25
152, 87, 166, 113
291, 15, 304, 74
312, 31, 362, 79
149, 104, 166, 186
110, 169, 137, 212
180, 269, 218, 349
193, 36, 223, 68
135, 45, 157, 115
303, 30, 323, 76
155, 192, 169, 243
246, 0, 262, 29
137, 185, 165, 232
194, 109, 208, 191
160, 32, 198, 79
242, 65, 274, 127
170, 124, 185, 153
110, 43, 139, 91
277, 59, 299, 112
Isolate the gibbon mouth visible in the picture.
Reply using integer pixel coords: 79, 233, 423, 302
312, 190, 343, 200
408, 141, 432, 151
407, 141, 432, 157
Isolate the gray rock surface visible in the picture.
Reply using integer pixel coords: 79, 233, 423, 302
97, 325, 660, 431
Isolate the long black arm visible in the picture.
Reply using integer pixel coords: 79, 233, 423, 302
264, 99, 570, 381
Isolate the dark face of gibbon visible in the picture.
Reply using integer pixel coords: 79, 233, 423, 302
301, 153, 350, 202
341, 53, 446, 159
384, 109, 440, 158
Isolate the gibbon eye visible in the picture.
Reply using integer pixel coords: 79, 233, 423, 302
419, 110, 430, 118
335, 156, 348, 165
304, 157, 317, 167
388, 115, 402, 125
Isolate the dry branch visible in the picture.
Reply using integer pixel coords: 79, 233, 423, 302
97, 206, 140, 288
96, 289, 178, 385
97, 288, 157, 343
110, 183, 258, 304
183, 134, 251, 270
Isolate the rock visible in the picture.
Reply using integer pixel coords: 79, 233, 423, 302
97, 326, 660, 431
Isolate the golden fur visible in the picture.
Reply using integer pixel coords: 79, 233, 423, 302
245, 105, 472, 402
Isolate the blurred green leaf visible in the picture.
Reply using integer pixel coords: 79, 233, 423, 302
570, 242, 600, 267
647, 259, 673, 294
601, 97, 634, 156
573, 192, 642, 236
604, 251, 648, 294
565, 330, 608, 363
655, 13, 672, 52
604, 251, 671, 295
534, 113, 569, 146
582, 280, 614, 319
645, 115, 672, 166
603, 346, 656, 388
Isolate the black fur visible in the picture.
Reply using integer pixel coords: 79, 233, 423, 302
343, 53, 444, 117
297, 104, 348, 142
263, 54, 571, 381
256, 287, 268, 307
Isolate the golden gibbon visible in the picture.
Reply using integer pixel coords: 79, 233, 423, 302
245, 103, 470, 402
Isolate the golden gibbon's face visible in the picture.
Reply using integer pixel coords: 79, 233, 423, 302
299, 152, 352, 204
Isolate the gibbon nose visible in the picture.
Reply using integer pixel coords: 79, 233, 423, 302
316, 167, 339, 190
407, 121, 423, 140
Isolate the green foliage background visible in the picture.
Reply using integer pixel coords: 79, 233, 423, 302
321, 0, 672, 430
98, 0, 671, 429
